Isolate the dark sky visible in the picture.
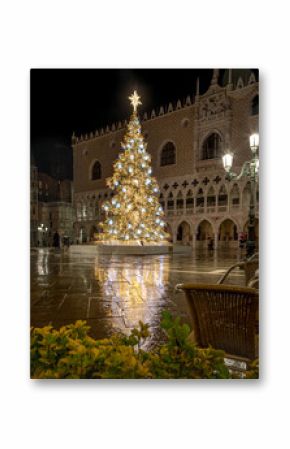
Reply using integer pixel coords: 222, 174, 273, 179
30, 68, 255, 179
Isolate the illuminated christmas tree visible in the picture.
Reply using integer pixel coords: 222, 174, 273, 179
100, 91, 169, 243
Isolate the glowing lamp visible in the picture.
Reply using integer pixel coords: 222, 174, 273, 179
222, 152, 233, 173
250, 133, 259, 153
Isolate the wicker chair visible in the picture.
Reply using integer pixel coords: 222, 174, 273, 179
218, 253, 259, 287
175, 283, 259, 363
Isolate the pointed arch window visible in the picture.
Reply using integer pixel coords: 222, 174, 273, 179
201, 133, 222, 160
186, 190, 194, 209
218, 185, 228, 206
167, 191, 174, 210
176, 191, 184, 209
91, 161, 102, 180
160, 142, 176, 166
196, 188, 204, 207
207, 186, 216, 207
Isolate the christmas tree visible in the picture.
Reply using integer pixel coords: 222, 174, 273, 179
100, 91, 169, 243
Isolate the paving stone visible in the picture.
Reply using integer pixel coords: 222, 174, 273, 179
31, 248, 245, 340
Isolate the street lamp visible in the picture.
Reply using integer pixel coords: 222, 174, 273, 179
37, 224, 48, 247
222, 133, 259, 258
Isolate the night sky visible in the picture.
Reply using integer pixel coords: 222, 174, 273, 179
30, 69, 251, 180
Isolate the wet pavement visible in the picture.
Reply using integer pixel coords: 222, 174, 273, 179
31, 248, 245, 345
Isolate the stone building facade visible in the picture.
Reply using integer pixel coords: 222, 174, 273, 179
72, 69, 259, 248
30, 168, 75, 247
30, 161, 39, 247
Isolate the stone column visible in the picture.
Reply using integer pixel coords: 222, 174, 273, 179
214, 231, 219, 250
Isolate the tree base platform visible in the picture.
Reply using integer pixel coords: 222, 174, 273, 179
69, 242, 191, 256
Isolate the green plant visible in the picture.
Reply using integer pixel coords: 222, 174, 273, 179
31, 312, 256, 379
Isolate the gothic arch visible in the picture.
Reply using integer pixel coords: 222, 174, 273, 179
200, 130, 224, 160
159, 140, 176, 166
176, 190, 184, 210
167, 191, 174, 210
196, 187, 204, 208
90, 160, 102, 180
185, 189, 194, 209
218, 218, 239, 242
230, 183, 240, 208
195, 217, 216, 234
218, 184, 228, 207
196, 219, 214, 241
176, 220, 192, 244
206, 186, 216, 208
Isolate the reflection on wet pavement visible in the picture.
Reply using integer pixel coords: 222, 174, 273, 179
31, 248, 244, 343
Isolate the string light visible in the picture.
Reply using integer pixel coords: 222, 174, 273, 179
98, 90, 169, 243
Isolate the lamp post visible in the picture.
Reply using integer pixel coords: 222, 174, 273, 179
222, 133, 259, 258
37, 223, 49, 247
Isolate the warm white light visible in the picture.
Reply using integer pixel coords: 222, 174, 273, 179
128, 90, 142, 112
250, 133, 259, 151
222, 152, 233, 173
255, 159, 259, 173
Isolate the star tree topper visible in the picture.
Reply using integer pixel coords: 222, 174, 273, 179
128, 90, 142, 112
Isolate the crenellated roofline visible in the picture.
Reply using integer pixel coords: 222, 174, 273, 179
71, 70, 258, 146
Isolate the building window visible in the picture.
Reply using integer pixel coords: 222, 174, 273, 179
201, 133, 222, 160
251, 95, 259, 116
91, 161, 102, 180
160, 142, 176, 166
